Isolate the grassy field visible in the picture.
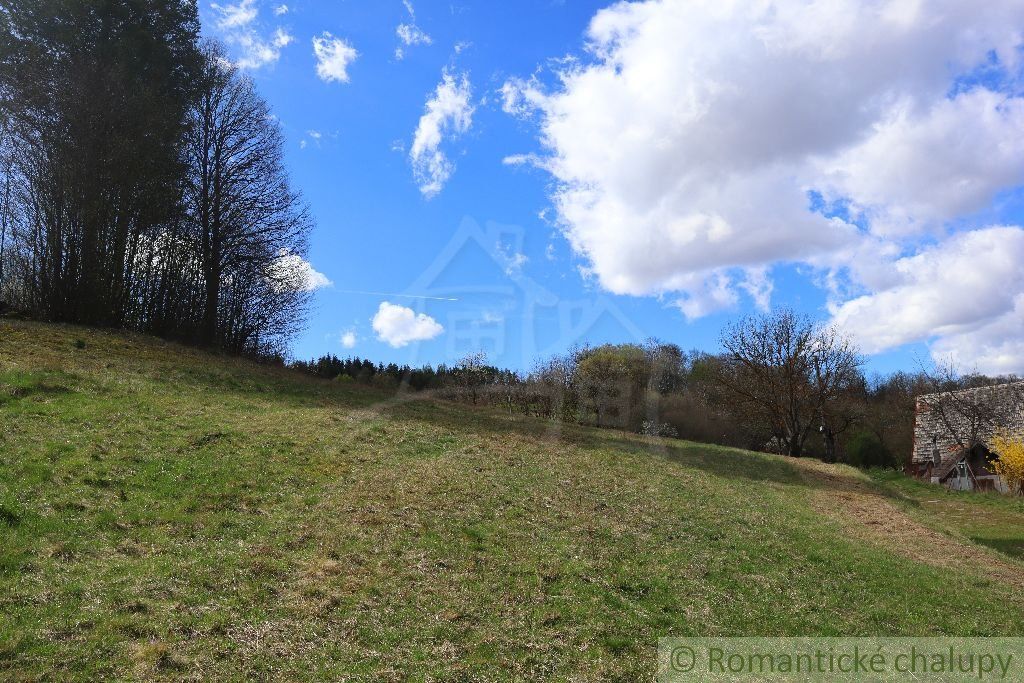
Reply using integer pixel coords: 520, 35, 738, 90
869, 469, 1024, 560
2, 320, 1024, 681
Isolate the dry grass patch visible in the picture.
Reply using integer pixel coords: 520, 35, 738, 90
797, 458, 1024, 589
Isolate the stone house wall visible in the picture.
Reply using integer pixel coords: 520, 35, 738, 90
912, 381, 1024, 464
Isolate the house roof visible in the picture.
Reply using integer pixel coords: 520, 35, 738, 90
916, 379, 1024, 404
934, 451, 966, 481
913, 380, 1024, 465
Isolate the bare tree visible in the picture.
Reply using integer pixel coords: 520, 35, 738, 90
863, 371, 932, 466
527, 352, 580, 420
0, 122, 12, 300
715, 309, 863, 458
810, 325, 865, 462
182, 44, 312, 354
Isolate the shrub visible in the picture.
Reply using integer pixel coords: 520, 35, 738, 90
992, 432, 1024, 495
845, 431, 896, 469
655, 392, 756, 449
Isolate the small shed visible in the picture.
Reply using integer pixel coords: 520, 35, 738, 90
927, 444, 1009, 493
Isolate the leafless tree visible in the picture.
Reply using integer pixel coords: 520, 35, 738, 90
810, 325, 866, 462
862, 371, 934, 466
180, 43, 312, 354
715, 309, 863, 458
527, 352, 579, 420
0, 122, 13, 300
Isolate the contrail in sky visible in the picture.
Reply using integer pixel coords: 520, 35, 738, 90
333, 289, 459, 302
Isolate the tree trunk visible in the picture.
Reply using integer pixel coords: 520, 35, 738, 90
822, 428, 837, 463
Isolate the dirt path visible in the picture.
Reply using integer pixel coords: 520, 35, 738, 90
794, 459, 1024, 591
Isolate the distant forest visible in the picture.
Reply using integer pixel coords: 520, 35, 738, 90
295, 311, 1023, 469
0, 1, 312, 356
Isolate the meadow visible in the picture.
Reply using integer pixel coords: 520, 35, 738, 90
2, 320, 1023, 681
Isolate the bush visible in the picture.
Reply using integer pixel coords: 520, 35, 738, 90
370, 374, 399, 391
845, 431, 896, 469
655, 392, 756, 449
992, 432, 1024, 495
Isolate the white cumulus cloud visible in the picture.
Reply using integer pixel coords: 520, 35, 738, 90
267, 250, 333, 293
313, 32, 358, 83
830, 226, 1024, 372
340, 331, 358, 349
819, 89, 1024, 237
372, 302, 444, 348
410, 70, 474, 198
930, 298, 1024, 376
504, 0, 1024, 370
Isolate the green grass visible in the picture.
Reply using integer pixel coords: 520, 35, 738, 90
2, 320, 1024, 681
868, 469, 1024, 560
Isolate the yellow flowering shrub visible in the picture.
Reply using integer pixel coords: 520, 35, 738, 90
991, 431, 1024, 495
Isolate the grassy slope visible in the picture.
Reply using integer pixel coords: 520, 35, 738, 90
869, 469, 1024, 560
1, 320, 1023, 681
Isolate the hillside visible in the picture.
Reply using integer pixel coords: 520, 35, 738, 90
2, 320, 1024, 681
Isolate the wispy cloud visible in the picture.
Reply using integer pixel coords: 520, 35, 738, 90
395, 1, 432, 60
211, 0, 257, 29
496, 241, 528, 276
396, 24, 431, 46
210, 0, 293, 69
410, 70, 474, 198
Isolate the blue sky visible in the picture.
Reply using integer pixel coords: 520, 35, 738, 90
203, 0, 1024, 376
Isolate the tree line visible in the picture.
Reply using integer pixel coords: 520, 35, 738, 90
295, 309, 1022, 469
291, 351, 519, 396
0, 0, 312, 357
